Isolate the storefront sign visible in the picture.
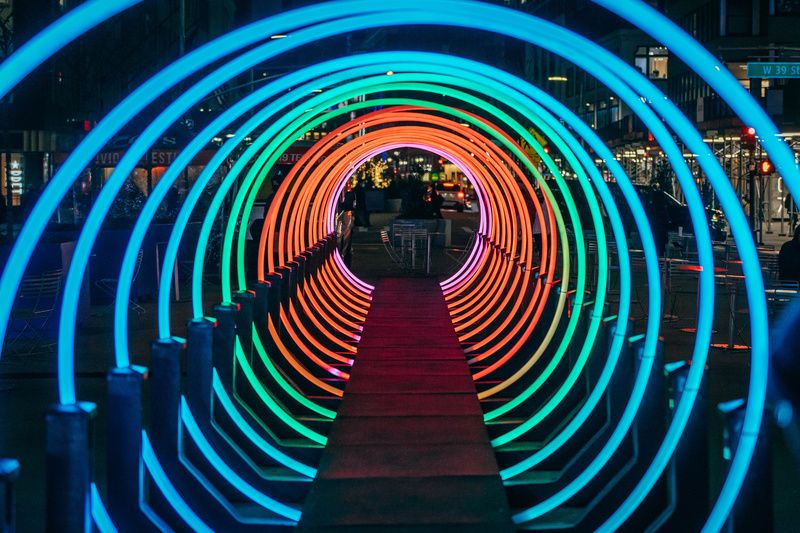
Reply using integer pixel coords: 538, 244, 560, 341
276, 145, 311, 165
9, 155, 24, 199
55, 147, 265, 168
95, 151, 124, 167
149, 150, 178, 166
86, 149, 214, 168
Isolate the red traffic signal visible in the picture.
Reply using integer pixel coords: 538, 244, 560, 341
741, 126, 757, 148
759, 159, 774, 175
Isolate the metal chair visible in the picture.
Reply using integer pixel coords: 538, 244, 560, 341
5, 269, 63, 354
766, 280, 800, 320
95, 249, 146, 315
445, 230, 476, 275
665, 265, 701, 326
398, 228, 430, 270
390, 221, 417, 249
759, 253, 781, 281
380, 230, 407, 269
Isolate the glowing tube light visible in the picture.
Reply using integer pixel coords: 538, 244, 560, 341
179, 397, 302, 522
0, 2, 787, 530
0, 0, 141, 100
211, 371, 317, 477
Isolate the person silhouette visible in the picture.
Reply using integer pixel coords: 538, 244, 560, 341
779, 225, 800, 283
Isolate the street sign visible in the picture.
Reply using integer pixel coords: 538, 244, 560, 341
747, 62, 800, 78
519, 127, 548, 167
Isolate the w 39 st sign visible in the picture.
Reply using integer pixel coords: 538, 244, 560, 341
747, 62, 800, 78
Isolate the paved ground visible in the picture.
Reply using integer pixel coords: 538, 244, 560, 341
299, 278, 514, 531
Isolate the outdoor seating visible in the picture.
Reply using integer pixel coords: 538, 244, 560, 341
766, 279, 800, 319
94, 249, 146, 315
380, 230, 407, 269
5, 269, 63, 354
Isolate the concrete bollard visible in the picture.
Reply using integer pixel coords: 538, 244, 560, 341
150, 337, 184, 455
45, 402, 96, 532
212, 303, 238, 387
106, 366, 145, 525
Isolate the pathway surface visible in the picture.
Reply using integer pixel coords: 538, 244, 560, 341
299, 278, 514, 531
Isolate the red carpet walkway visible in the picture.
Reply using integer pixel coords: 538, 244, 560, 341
299, 278, 514, 531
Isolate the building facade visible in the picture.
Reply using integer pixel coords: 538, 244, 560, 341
520, 0, 800, 240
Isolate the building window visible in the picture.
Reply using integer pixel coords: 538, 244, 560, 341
679, 3, 720, 42
635, 46, 669, 80
723, 0, 753, 35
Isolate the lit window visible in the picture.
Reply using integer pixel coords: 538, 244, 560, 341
635, 46, 669, 80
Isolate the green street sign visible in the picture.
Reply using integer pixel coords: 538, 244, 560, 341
747, 62, 800, 78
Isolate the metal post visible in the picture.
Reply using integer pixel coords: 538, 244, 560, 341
106, 367, 145, 525
232, 291, 255, 363
766, 173, 773, 235
212, 303, 238, 387
658, 361, 709, 531
748, 77, 761, 243
275, 265, 292, 305
45, 402, 96, 532
0, 459, 20, 532
149, 338, 184, 455
250, 281, 271, 340
728, 279, 736, 350
719, 399, 773, 533
264, 273, 282, 318
186, 318, 215, 416
426, 232, 432, 275
779, 177, 785, 236
749, 166, 757, 243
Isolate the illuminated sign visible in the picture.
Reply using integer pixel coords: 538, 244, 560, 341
87, 150, 215, 168
9, 155, 24, 199
747, 62, 800, 78
276, 146, 310, 165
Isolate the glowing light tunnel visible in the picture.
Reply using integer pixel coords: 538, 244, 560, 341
0, 0, 795, 530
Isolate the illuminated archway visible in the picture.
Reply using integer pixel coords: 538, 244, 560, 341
0, 1, 794, 530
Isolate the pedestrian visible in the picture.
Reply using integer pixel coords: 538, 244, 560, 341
355, 180, 370, 227
786, 195, 798, 228
341, 182, 356, 212
649, 186, 669, 257
779, 225, 800, 283
428, 185, 443, 219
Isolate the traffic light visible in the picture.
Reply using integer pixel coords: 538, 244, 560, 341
742, 126, 756, 149
759, 159, 774, 175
